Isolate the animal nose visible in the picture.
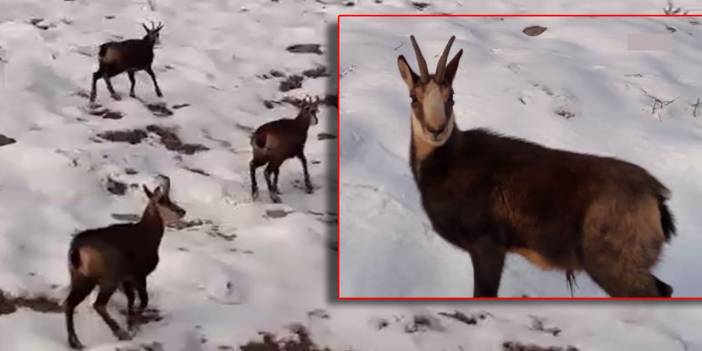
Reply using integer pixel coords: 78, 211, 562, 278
427, 125, 445, 138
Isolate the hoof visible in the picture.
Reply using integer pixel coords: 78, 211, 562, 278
111, 94, 122, 101
270, 194, 282, 203
129, 92, 136, 98
252, 189, 259, 200
68, 335, 84, 349
115, 328, 132, 341
305, 185, 314, 194
156, 92, 163, 98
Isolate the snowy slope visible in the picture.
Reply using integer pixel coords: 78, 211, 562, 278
0, 0, 701, 350
339, 15, 702, 298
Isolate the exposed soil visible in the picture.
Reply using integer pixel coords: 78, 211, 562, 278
0, 289, 62, 315
502, 342, 579, 351
97, 129, 148, 144
146, 125, 210, 155
286, 44, 322, 55
279, 75, 304, 92
240, 325, 331, 351
523, 25, 548, 36
0, 134, 16, 147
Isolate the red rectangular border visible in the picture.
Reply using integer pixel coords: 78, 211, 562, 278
336, 13, 702, 301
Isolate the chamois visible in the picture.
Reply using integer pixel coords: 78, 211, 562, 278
89, 22, 164, 103
64, 175, 186, 349
397, 35, 676, 297
250, 96, 320, 203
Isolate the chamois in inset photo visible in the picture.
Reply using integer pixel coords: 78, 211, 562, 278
396, 35, 676, 297
64, 175, 186, 349
89, 22, 164, 103
250, 96, 320, 203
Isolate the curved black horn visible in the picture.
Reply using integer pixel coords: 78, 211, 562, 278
156, 174, 171, 195
410, 35, 429, 83
435, 35, 456, 83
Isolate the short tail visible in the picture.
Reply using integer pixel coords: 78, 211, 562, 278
68, 246, 81, 269
658, 196, 676, 241
251, 132, 267, 150
98, 44, 108, 58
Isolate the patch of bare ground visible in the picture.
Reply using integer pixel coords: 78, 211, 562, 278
240, 325, 331, 351
0, 289, 62, 315
502, 341, 579, 351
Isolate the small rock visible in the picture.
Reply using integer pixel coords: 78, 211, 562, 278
317, 133, 336, 141
279, 75, 304, 92
286, 44, 323, 55
0, 134, 16, 147
523, 25, 548, 36
412, 2, 430, 10
97, 129, 148, 144
106, 177, 127, 195
145, 102, 174, 117
302, 65, 329, 78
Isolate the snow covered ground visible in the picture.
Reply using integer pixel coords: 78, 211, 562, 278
0, 0, 701, 350
339, 15, 702, 298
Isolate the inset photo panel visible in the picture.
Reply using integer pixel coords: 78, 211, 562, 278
339, 15, 702, 299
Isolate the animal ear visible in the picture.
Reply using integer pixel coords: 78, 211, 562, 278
143, 185, 153, 198
444, 49, 463, 86
397, 55, 419, 91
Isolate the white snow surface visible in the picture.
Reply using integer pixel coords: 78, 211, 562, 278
0, 0, 701, 350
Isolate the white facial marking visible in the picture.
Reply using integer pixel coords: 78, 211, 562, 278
422, 82, 446, 132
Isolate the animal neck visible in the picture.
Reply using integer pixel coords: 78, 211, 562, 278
141, 36, 157, 48
138, 203, 164, 235
410, 112, 456, 176
295, 111, 313, 130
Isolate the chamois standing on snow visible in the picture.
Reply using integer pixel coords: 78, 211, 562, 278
397, 35, 676, 297
250, 96, 320, 203
64, 175, 186, 349
89, 22, 164, 103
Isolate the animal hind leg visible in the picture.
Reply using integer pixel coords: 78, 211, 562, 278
103, 76, 121, 100
653, 275, 673, 297
65, 276, 96, 349
584, 258, 663, 297
264, 164, 281, 203
93, 281, 130, 341
250, 159, 265, 200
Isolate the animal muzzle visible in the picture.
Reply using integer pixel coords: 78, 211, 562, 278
425, 124, 447, 141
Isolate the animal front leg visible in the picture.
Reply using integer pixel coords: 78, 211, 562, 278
103, 76, 121, 100
466, 238, 506, 297
135, 275, 149, 312
127, 71, 136, 98
146, 67, 163, 97
93, 283, 130, 341
297, 152, 313, 193
121, 281, 136, 331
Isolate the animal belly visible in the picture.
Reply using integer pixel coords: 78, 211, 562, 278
510, 248, 559, 270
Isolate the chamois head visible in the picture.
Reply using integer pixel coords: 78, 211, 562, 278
299, 95, 320, 126
141, 21, 164, 46
397, 35, 463, 146
141, 175, 186, 226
